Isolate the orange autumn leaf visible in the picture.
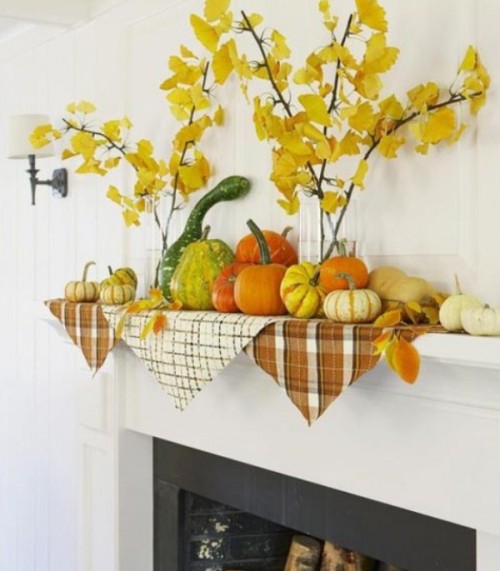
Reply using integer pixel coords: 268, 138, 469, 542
389, 335, 420, 384
373, 309, 402, 327
152, 312, 168, 334
372, 330, 393, 355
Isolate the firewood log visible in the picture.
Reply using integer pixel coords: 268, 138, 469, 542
319, 540, 378, 571
284, 534, 322, 571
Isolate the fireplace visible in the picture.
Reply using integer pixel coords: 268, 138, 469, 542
153, 439, 475, 571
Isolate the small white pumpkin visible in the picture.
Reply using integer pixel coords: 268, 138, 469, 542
461, 305, 500, 336
439, 275, 482, 332
64, 261, 100, 303
323, 273, 382, 324
100, 284, 136, 305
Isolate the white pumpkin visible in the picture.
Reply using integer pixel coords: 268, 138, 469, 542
438, 276, 482, 332
323, 273, 381, 324
461, 305, 500, 336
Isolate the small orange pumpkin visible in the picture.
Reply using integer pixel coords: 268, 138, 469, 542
212, 262, 253, 313
234, 220, 288, 316
320, 241, 368, 292
235, 226, 298, 267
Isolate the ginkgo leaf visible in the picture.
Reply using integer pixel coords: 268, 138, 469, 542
378, 94, 404, 118
243, 13, 263, 28
459, 45, 476, 73
363, 32, 399, 74
213, 40, 234, 84
180, 44, 196, 59
321, 191, 344, 214
421, 107, 456, 143
277, 194, 300, 215
123, 209, 140, 227
339, 131, 362, 156
213, 105, 224, 126
407, 82, 439, 111
351, 159, 369, 189
106, 185, 122, 204
347, 101, 376, 133
298, 94, 332, 126
355, 0, 387, 32
179, 161, 208, 190
104, 157, 121, 169
390, 335, 420, 384
61, 148, 76, 160
353, 71, 383, 100
271, 30, 291, 60
75, 101, 96, 114
190, 14, 220, 53
102, 120, 121, 142
377, 133, 405, 158
204, 0, 230, 22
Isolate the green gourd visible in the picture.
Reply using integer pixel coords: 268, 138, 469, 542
170, 239, 235, 310
159, 175, 250, 300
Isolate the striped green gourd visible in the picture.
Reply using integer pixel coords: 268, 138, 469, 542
170, 239, 235, 310
159, 175, 250, 300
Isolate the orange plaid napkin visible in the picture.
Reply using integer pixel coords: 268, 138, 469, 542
245, 320, 384, 425
45, 300, 118, 374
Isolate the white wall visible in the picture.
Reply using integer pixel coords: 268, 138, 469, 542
0, 0, 499, 569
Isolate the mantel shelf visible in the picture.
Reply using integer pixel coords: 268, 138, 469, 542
414, 332, 500, 370
41, 311, 500, 371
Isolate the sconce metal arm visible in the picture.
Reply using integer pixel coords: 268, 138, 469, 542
27, 154, 68, 206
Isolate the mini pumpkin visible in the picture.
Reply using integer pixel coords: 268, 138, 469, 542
212, 262, 253, 313
461, 305, 500, 336
319, 241, 369, 292
101, 265, 138, 288
439, 275, 482, 332
100, 284, 136, 305
323, 273, 382, 323
280, 261, 326, 318
234, 220, 288, 316
65, 261, 100, 303
235, 225, 298, 267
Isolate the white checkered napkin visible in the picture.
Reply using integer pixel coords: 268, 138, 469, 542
102, 308, 277, 410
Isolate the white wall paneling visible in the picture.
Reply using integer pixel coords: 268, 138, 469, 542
1, 0, 500, 569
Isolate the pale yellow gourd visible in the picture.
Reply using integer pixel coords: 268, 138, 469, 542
439, 275, 482, 332
323, 273, 382, 324
461, 305, 500, 336
64, 261, 100, 303
100, 284, 136, 305
367, 266, 435, 304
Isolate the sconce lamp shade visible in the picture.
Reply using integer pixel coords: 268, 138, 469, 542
8, 114, 55, 159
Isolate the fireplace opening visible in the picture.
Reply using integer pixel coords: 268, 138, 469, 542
154, 439, 476, 571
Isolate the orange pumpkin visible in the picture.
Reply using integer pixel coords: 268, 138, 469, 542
212, 262, 252, 313
235, 226, 298, 267
234, 220, 288, 316
319, 242, 368, 292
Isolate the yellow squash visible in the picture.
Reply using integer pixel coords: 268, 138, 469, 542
280, 262, 326, 318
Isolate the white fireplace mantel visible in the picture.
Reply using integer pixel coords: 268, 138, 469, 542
60, 310, 500, 571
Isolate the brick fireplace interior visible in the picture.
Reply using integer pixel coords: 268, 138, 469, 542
153, 439, 476, 571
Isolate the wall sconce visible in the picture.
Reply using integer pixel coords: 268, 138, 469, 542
8, 114, 68, 206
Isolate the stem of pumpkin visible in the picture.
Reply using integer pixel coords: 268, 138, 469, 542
334, 271, 356, 291
246, 219, 271, 265
82, 261, 96, 282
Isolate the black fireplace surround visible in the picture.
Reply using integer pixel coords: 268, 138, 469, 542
153, 438, 476, 571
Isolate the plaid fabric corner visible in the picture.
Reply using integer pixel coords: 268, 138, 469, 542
246, 320, 383, 425
45, 299, 118, 374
